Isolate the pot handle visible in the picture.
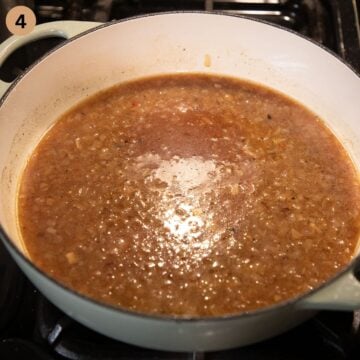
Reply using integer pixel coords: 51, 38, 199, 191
296, 262, 360, 311
0, 20, 101, 98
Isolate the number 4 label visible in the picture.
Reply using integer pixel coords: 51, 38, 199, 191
6, 6, 36, 35
15, 14, 27, 29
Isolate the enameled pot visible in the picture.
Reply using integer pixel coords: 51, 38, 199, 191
0, 13, 360, 352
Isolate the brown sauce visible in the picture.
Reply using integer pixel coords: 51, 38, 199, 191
18, 74, 360, 317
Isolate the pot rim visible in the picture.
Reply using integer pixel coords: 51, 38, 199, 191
0, 11, 359, 323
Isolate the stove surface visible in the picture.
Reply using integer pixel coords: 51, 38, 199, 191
0, 1, 360, 359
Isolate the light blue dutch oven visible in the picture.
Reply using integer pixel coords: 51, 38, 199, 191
0, 13, 359, 351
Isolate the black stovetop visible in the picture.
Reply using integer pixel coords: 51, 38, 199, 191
0, 1, 360, 359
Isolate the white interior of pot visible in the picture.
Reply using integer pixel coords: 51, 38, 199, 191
0, 13, 359, 258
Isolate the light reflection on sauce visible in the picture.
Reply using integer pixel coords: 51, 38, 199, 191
133, 152, 254, 267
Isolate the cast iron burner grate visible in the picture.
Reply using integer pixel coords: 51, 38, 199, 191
1, 291, 360, 359
33, 299, 360, 359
